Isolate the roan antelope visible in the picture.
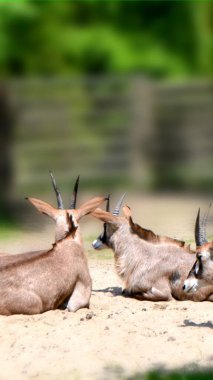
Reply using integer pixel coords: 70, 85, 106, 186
183, 205, 213, 300
92, 196, 213, 301
0, 174, 105, 315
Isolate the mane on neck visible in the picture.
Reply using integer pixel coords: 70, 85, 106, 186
129, 216, 192, 252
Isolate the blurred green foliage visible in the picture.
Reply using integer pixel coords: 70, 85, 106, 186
133, 370, 213, 380
102, 367, 213, 380
0, 1, 212, 78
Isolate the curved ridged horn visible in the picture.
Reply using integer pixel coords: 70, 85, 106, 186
195, 204, 211, 246
49, 171, 64, 209
106, 194, 110, 212
113, 193, 126, 216
195, 208, 202, 246
70, 175, 80, 209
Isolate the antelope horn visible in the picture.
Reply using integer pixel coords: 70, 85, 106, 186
195, 205, 211, 246
49, 171, 64, 209
113, 193, 126, 216
70, 175, 80, 209
106, 194, 110, 212
195, 208, 203, 246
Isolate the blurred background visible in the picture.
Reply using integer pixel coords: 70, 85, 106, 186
0, 1, 212, 246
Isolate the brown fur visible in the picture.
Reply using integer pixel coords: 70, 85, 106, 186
0, 196, 105, 315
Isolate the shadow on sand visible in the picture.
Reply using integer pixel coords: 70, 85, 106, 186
182, 319, 213, 329
92, 286, 123, 297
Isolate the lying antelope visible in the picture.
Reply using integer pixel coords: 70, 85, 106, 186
0, 174, 105, 315
92, 196, 212, 301
183, 205, 213, 300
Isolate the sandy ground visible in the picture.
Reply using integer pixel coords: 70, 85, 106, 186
0, 193, 213, 380
0, 258, 213, 380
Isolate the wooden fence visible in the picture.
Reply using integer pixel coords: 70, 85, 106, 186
3, 76, 213, 201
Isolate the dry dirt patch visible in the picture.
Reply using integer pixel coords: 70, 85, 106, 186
0, 258, 212, 380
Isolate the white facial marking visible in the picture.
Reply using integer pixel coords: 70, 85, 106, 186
199, 250, 210, 261
194, 261, 200, 275
92, 239, 104, 250
92, 239, 98, 246
183, 278, 199, 293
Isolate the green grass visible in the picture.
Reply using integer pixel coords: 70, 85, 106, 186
136, 370, 213, 380
132, 370, 213, 380
84, 234, 113, 260
88, 247, 113, 261
103, 367, 213, 380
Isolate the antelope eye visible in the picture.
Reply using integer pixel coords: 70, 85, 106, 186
197, 253, 203, 261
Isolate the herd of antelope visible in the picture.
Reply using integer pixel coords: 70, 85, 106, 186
0, 173, 212, 315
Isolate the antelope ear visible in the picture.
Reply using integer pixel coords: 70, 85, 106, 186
91, 208, 118, 224
122, 205, 132, 221
122, 205, 137, 230
75, 196, 106, 221
123, 205, 160, 242
26, 197, 57, 220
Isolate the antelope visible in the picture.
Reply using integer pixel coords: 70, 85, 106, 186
92, 196, 213, 301
0, 174, 105, 315
183, 205, 213, 300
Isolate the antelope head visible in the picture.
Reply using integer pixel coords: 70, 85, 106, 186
27, 172, 106, 243
183, 204, 213, 293
92, 193, 126, 249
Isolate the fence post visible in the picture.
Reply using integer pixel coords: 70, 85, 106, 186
130, 76, 155, 189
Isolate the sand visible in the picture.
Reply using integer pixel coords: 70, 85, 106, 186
0, 257, 212, 380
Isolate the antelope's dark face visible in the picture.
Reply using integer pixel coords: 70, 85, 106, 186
183, 243, 213, 293
92, 220, 121, 250
92, 223, 109, 250
183, 204, 213, 293
92, 194, 126, 250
